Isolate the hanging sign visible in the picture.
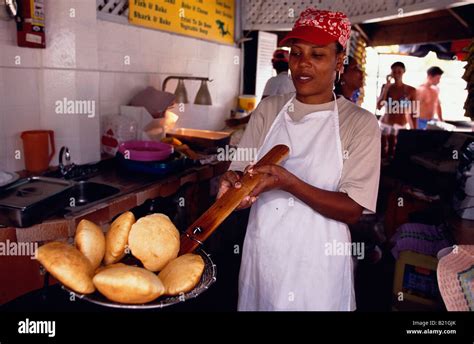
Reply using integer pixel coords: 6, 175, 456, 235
129, 0, 235, 45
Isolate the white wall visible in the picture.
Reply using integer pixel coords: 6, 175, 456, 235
0, 0, 241, 172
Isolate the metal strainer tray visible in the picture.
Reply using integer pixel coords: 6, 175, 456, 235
62, 249, 216, 309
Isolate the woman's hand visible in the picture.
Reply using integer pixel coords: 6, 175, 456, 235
250, 166, 364, 224
217, 170, 243, 199
217, 165, 297, 210
247, 164, 297, 198
217, 170, 254, 210
377, 79, 392, 110
218, 166, 363, 224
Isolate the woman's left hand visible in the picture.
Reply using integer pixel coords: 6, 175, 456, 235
247, 164, 297, 198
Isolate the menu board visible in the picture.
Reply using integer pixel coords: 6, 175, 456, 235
255, 31, 277, 102
129, 0, 235, 45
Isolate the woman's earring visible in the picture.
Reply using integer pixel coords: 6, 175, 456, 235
336, 71, 341, 83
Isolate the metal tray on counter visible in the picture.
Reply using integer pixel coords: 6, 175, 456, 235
0, 177, 74, 227
166, 128, 230, 152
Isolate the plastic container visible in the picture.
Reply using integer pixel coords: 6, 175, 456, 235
101, 115, 138, 156
392, 250, 442, 310
21, 130, 55, 173
118, 140, 173, 162
238, 95, 257, 112
116, 151, 189, 176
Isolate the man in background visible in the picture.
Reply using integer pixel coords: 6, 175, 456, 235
417, 66, 444, 129
261, 48, 295, 99
227, 49, 296, 128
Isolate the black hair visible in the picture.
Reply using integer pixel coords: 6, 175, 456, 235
334, 56, 358, 98
273, 61, 289, 73
427, 66, 444, 76
334, 79, 343, 96
334, 44, 349, 96
342, 56, 356, 72
391, 61, 405, 71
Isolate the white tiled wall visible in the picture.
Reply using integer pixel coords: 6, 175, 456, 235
0, 0, 241, 172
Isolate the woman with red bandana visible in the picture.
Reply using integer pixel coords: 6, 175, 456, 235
217, 8, 381, 311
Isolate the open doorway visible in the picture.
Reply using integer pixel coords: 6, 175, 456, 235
362, 47, 468, 121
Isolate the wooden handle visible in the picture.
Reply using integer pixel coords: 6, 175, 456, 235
179, 144, 290, 254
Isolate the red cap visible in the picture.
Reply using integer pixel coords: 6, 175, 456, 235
272, 49, 289, 63
280, 8, 351, 49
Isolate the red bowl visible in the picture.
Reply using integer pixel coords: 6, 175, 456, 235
118, 140, 173, 162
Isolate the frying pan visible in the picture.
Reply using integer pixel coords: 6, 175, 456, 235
62, 248, 216, 309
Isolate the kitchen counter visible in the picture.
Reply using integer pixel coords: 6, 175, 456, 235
1, 158, 229, 242
0, 158, 230, 305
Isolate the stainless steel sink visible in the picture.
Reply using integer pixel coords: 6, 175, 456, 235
65, 181, 120, 211
0, 177, 121, 227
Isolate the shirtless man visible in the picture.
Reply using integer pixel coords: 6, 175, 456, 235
417, 66, 444, 129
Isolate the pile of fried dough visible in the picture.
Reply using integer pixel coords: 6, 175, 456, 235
36, 212, 205, 304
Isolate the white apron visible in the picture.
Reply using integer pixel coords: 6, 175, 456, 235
238, 95, 355, 311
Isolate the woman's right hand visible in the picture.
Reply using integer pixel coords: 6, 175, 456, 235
386, 74, 393, 84
217, 170, 255, 210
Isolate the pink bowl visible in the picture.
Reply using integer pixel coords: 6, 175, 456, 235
118, 140, 173, 162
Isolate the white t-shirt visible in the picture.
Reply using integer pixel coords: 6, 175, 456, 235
229, 93, 381, 213
262, 72, 296, 97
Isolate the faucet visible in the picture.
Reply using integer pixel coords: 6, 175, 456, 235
59, 146, 75, 177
